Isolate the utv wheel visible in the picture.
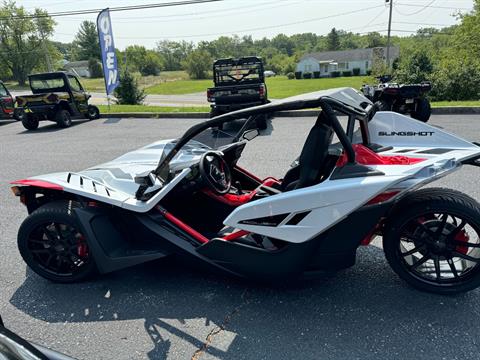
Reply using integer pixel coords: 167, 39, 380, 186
21, 114, 39, 130
85, 105, 100, 120
411, 98, 431, 122
13, 108, 24, 121
56, 109, 72, 128
383, 188, 480, 294
18, 201, 97, 283
255, 114, 268, 130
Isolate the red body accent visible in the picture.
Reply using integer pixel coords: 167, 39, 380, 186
222, 230, 250, 241
10, 179, 63, 191
261, 177, 281, 187
366, 191, 401, 205
203, 189, 257, 207
158, 207, 209, 244
336, 144, 426, 167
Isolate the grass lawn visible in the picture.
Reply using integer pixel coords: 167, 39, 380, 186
144, 75, 373, 97
431, 100, 480, 107
98, 104, 210, 113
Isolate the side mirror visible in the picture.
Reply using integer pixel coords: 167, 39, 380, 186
242, 129, 259, 141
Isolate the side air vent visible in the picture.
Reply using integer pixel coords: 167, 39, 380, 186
239, 213, 289, 227
286, 211, 311, 225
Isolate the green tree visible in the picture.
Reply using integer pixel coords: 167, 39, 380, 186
75, 21, 100, 60
125, 45, 162, 76
326, 28, 340, 51
395, 50, 433, 84
88, 58, 103, 78
114, 71, 145, 105
156, 40, 193, 71
182, 49, 212, 79
0, 2, 56, 85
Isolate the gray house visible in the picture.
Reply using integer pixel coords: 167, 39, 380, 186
296, 47, 400, 77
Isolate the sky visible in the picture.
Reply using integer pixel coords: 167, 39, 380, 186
20, 0, 475, 50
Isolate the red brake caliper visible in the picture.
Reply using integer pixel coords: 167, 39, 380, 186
455, 230, 469, 255
77, 235, 88, 258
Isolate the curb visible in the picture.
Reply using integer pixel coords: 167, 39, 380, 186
99, 107, 480, 119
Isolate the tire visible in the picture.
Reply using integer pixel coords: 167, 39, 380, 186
374, 100, 390, 112
21, 113, 39, 130
411, 98, 431, 122
13, 108, 24, 121
85, 105, 100, 120
383, 188, 480, 294
18, 201, 97, 283
55, 109, 72, 128
255, 114, 268, 130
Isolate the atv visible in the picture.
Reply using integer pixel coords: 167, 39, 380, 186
361, 75, 432, 122
15, 72, 100, 130
207, 56, 269, 130
10, 87, 480, 295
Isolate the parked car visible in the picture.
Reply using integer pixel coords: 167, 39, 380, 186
15, 71, 100, 130
361, 75, 432, 122
207, 56, 269, 130
264, 70, 276, 77
0, 80, 15, 120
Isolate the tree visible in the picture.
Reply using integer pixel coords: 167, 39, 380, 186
156, 40, 193, 71
395, 50, 433, 84
182, 49, 211, 79
114, 71, 145, 105
75, 21, 100, 60
88, 58, 103, 78
124, 45, 162, 76
326, 28, 340, 51
0, 2, 56, 85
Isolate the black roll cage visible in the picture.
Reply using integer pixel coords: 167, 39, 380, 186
135, 88, 374, 199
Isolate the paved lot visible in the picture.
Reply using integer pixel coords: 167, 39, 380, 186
1, 115, 480, 360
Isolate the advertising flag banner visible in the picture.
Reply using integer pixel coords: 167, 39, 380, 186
97, 9, 119, 96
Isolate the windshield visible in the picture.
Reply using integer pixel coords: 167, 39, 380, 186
191, 117, 257, 149
29, 76, 66, 92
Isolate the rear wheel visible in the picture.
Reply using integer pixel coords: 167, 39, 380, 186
383, 188, 480, 294
55, 109, 72, 128
411, 98, 431, 122
18, 201, 96, 283
85, 105, 100, 120
21, 113, 39, 130
255, 114, 268, 130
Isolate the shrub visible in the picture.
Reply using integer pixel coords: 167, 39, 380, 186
287, 72, 295, 80
114, 71, 145, 105
88, 58, 103, 78
313, 71, 320, 79
330, 71, 341, 78
294, 71, 302, 79
342, 71, 352, 77
366, 69, 372, 76
352, 68, 361, 76
303, 72, 312, 79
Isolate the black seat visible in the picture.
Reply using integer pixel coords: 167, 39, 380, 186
280, 112, 333, 191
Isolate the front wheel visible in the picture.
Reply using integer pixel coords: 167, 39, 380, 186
18, 201, 97, 283
411, 98, 431, 122
383, 188, 480, 294
85, 105, 100, 120
55, 109, 72, 128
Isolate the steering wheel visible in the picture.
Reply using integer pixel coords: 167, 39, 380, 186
199, 151, 232, 194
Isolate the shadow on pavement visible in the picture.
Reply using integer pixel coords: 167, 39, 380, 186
17, 119, 92, 134
9, 246, 480, 359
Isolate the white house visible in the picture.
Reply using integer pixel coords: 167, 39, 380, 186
296, 46, 400, 77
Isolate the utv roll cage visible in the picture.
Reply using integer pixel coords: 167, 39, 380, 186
135, 88, 375, 199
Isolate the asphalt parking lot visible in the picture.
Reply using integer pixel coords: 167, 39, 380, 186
1, 114, 480, 360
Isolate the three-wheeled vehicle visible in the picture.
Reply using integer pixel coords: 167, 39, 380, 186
10, 87, 480, 294
15, 72, 100, 130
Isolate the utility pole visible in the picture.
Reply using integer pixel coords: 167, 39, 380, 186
386, 0, 393, 69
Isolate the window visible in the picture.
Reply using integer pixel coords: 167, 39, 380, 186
338, 62, 347, 70
68, 75, 83, 92
0, 84, 8, 96
365, 61, 369, 69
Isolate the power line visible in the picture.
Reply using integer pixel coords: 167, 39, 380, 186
394, 0, 437, 16
395, 2, 471, 11
0, 0, 222, 20
113, 4, 384, 39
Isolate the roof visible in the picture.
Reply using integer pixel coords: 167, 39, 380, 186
64, 60, 89, 68
301, 46, 400, 62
